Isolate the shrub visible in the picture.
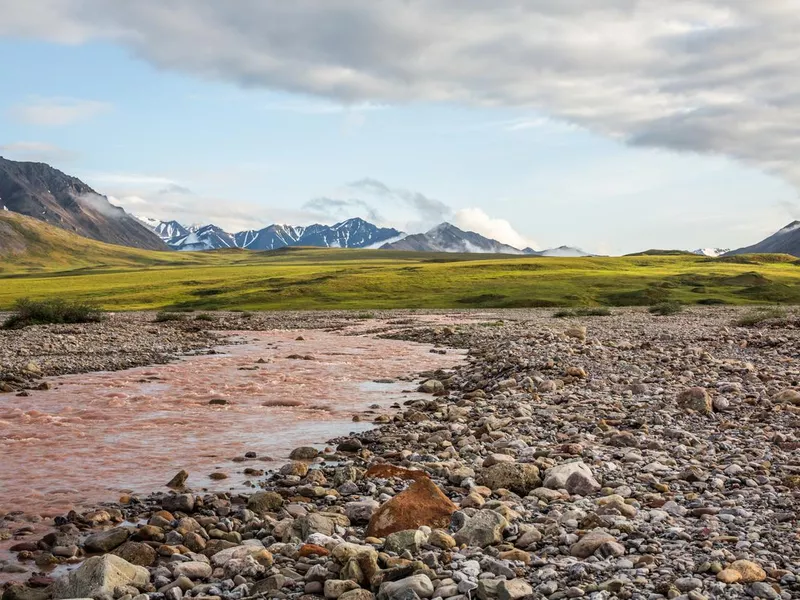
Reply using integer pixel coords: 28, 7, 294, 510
648, 301, 684, 316
735, 307, 788, 327
194, 313, 215, 321
3, 298, 103, 329
154, 311, 185, 323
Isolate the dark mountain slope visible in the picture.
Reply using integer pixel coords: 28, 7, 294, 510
0, 157, 168, 250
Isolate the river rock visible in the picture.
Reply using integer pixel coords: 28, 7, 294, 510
84, 527, 130, 552
729, 560, 767, 583
366, 477, 457, 538
162, 493, 194, 513
289, 446, 319, 460
166, 469, 189, 489
52, 555, 149, 600
418, 380, 444, 394
385, 529, 427, 555
497, 579, 533, 600
476, 462, 541, 495
378, 574, 434, 600
173, 560, 212, 579
345, 499, 380, 522
542, 461, 601, 495
247, 491, 283, 513
677, 387, 712, 414
324, 580, 361, 599
453, 509, 509, 547
111, 541, 157, 567
774, 388, 800, 405
570, 529, 617, 558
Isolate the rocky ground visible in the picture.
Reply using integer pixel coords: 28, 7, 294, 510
2, 306, 800, 600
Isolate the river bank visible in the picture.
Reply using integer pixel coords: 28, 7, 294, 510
2, 307, 799, 600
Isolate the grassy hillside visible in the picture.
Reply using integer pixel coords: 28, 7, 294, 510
1, 211, 799, 310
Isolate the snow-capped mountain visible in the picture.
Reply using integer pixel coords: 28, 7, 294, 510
138, 216, 403, 252
693, 247, 730, 258
381, 223, 523, 254
169, 224, 236, 251
725, 221, 800, 257
136, 216, 190, 242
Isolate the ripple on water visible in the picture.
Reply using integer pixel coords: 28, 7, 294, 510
0, 329, 463, 518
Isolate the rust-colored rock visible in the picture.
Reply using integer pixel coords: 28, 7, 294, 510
364, 464, 427, 481
298, 543, 330, 558
366, 477, 457, 538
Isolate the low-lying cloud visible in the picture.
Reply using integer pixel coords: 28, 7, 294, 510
4, 2, 800, 192
453, 208, 537, 251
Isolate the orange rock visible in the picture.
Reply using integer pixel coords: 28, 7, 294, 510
366, 477, 457, 538
298, 543, 330, 558
365, 464, 427, 481
729, 560, 766, 583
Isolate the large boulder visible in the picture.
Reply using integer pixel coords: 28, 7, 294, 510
542, 461, 601, 496
52, 555, 148, 599
476, 463, 541, 495
367, 478, 458, 538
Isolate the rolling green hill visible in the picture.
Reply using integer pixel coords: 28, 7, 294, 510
1, 211, 799, 310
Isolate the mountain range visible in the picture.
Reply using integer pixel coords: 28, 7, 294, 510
136, 216, 591, 256
144, 217, 405, 252
2, 156, 798, 258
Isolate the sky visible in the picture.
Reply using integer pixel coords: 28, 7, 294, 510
1, 1, 799, 255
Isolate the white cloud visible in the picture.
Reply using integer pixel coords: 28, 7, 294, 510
0, 141, 76, 162
453, 207, 538, 250
2, 2, 800, 192
9, 97, 111, 126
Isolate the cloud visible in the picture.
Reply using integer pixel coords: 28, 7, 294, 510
0, 141, 77, 162
346, 178, 451, 224
453, 207, 538, 250
96, 172, 317, 232
4, 2, 800, 191
327, 178, 533, 247
303, 197, 384, 223
8, 97, 111, 126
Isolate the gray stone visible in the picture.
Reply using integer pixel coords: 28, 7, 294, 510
52, 555, 149, 600
454, 510, 508, 547
542, 461, 600, 496
385, 529, 427, 555
84, 527, 130, 553
379, 574, 434, 600
498, 580, 533, 600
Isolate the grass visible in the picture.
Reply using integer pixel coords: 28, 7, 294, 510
3, 297, 103, 329
1, 211, 800, 311
648, 301, 684, 316
734, 306, 790, 327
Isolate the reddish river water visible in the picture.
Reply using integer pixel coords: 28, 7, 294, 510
0, 329, 463, 521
